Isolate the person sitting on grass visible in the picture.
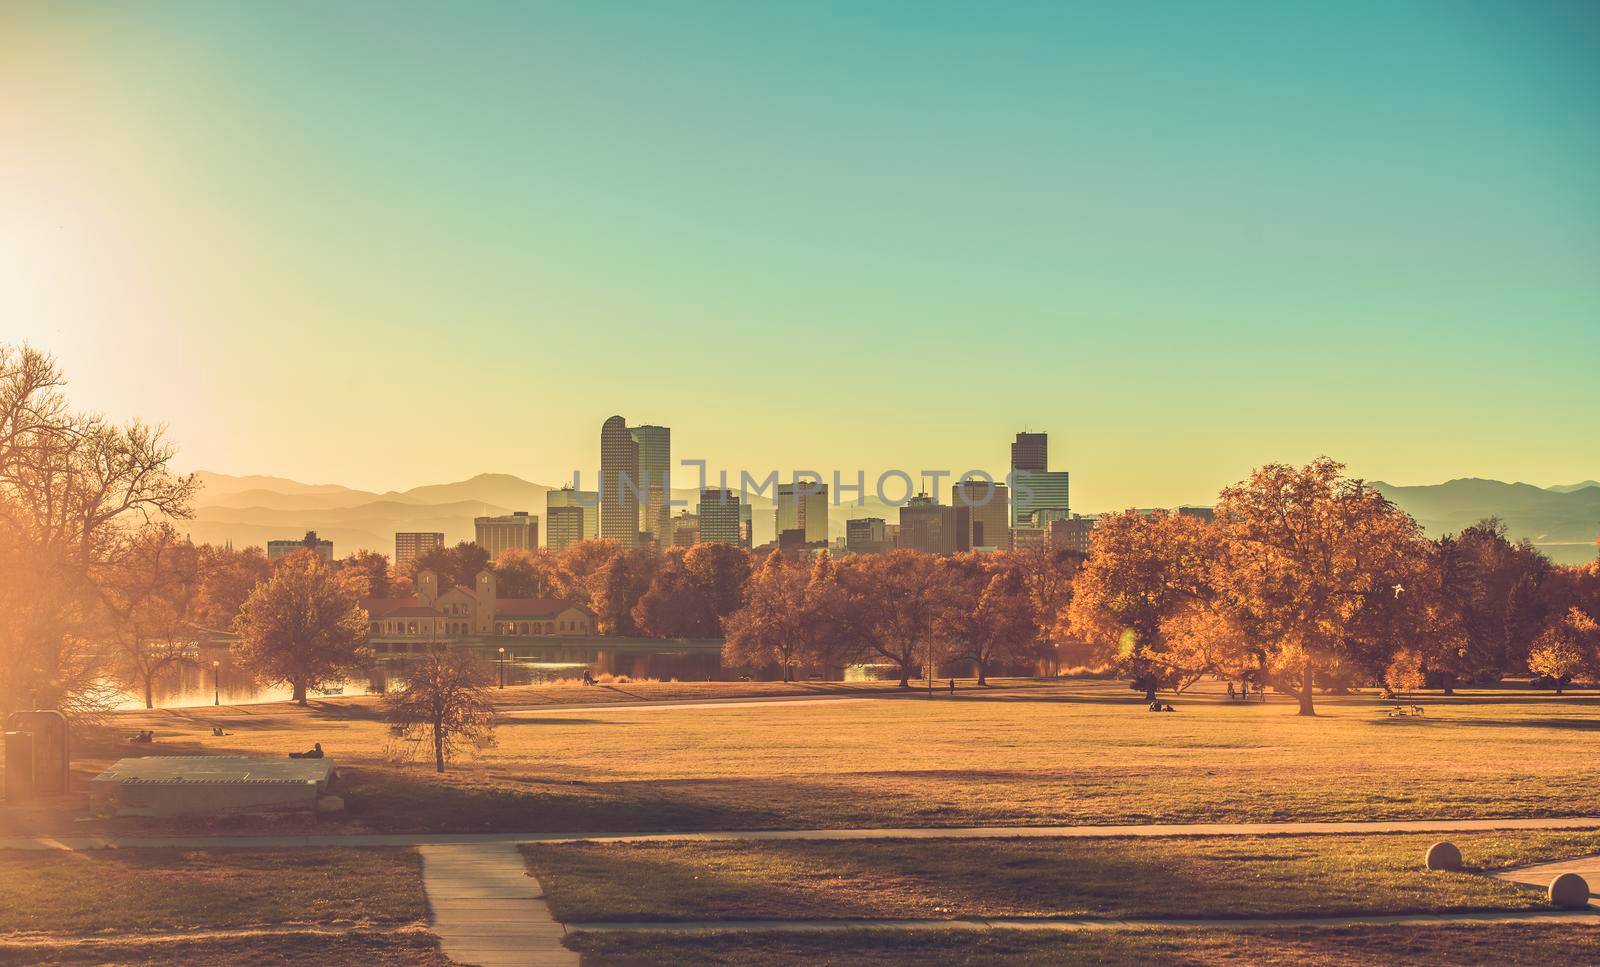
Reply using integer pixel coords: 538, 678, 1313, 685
289, 742, 324, 759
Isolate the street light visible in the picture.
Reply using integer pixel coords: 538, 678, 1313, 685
498, 646, 506, 689
212, 659, 221, 706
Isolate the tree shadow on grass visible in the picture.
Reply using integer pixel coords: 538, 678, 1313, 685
1374, 716, 1600, 732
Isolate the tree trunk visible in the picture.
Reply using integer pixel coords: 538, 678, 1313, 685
976, 662, 988, 687
293, 677, 308, 706
434, 718, 445, 773
144, 676, 154, 710
897, 674, 910, 688
1143, 684, 1157, 702
1442, 673, 1456, 696
1298, 660, 1316, 716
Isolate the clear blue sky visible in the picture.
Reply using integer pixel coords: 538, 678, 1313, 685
4, 1, 1597, 507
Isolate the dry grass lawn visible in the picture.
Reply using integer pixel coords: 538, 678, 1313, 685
523, 831, 1597, 922
0, 848, 425, 935
90, 679, 1600, 834
0, 930, 450, 966
563, 923, 1600, 966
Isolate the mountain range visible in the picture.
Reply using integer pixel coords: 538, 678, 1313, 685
176, 472, 1600, 565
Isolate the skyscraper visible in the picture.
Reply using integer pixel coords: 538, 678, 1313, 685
775, 481, 829, 545
697, 489, 744, 545
394, 531, 445, 568
1012, 471, 1070, 530
953, 479, 1009, 551
547, 485, 599, 541
898, 494, 967, 555
545, 505, 586, 552
1011, 432, 1048, 475
600, 415, 640, 547
846, 517, 889, 554
630, 424, 671, 547
475, 512, 538, 558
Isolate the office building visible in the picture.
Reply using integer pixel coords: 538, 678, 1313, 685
775, 481, 829, 545
268, 530, 333, 562
475, 512, 538, 559
394, 531, 445, 569
545, 505, 586, 552
697, 489, 744, 545
739, 502, 754, 548
600, 415, 640, 547
1177, 506, 1216, 523
1048, 516, 1097, 555
953, 479, 1010, 551
898, 494, 969, 555
671, 512, 700, 547
1011, 432, 1048, 474
1012, 471, 1070, 530
630, 424, 671, 547
546, 486, 599, 541
846, 517, 890, 554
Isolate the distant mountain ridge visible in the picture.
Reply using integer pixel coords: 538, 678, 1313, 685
180, 471, 1599, 565
1548, 480, 1600, 494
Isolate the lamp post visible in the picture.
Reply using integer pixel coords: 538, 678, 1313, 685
498, 646, 506, 689
212, 659, 221, 706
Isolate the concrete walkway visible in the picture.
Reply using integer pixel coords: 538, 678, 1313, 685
566, 908, 1600, 935
8, 816, 1600, 851
1495, 853, 1600, 906
418, 842, 576, 967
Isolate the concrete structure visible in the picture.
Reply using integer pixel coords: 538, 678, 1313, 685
267, 530, 333, 561
1010, 527, 1045, 550
776, 481, 829, 545
1177, 505, 1216, 523
1048, 516, 1097, 555
1011, 431, 1048, 474
898, 494, 968, 555
395, 531, 445, 569
546, 486, 599, 542
545, 505, 586, 552
671, 512, 699, 547
366, 569, 597, 653
90, 756, 335, 817
475, 512, 538, 559
630, 424, 671, 547
1012, 471, 1070, 530
697, 489, 744, 545
600, 416, 641, 547
953, 479, 1009, 551
4, 710, 69, 799
846, 516, 890, 554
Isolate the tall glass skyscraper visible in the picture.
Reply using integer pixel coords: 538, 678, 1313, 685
600, 415, 639, 547
630, 424, 671, 547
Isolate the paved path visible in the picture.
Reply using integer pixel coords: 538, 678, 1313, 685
1495, 853, 1600, 906
418, 842, 576, 967
566, 908, 1600, 935
496, 684, 1042, 715
9, 816, 1600, 851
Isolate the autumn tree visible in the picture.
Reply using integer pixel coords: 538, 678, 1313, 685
723, 551, 807, 679
1065, 510, 1216, 700
1527, 608, 1599, 694
234, 550, 371, 705
492, 547, 562, 598
841, 550, 945, 688
634, 544, 752, 638
1213, 458, 1430, 716
100, 524, 202, 709
0, 344, 197, 716
411, 541, 491, 591
192, 544, 272, 630
1156, 604, 1257, 693
385, 651, 497, 772
340, 549, 395, 598
938, 557, 1036, 686
997, 542, 1081, 674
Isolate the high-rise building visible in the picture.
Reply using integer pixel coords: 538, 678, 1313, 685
1011, 432, 1048, 474
952, 479, 1009, 551
475, 512, 538, 559
846, 517, 890, 554
600, 415, 640, 547
671, 512, 700, 547
630, 424, 671, 547
545, 505, 586, 552
1012, 471, 1069, 530
394, 531, 445, 568
898, 494, 968, 555
775, 481, 829, 545
739, 502, 753, 549
546, 486, 599, 542
1048, 516, 1097, 555
697, 489, 744, 545
268, 530, 333, 561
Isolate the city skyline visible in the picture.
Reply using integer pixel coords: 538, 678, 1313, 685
5, 2, 1597, 509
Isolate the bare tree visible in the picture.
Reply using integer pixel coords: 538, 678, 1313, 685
385, 652, 497, 773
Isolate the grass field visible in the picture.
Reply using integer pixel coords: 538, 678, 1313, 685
564, 924, 1600, 966
91, 679, 1600, 834
0, 848, 425, 934
522, 831, 1597, 923
0, 930, 449, 966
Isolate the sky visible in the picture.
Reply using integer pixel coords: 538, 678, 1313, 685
3, 1, 1597, 509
